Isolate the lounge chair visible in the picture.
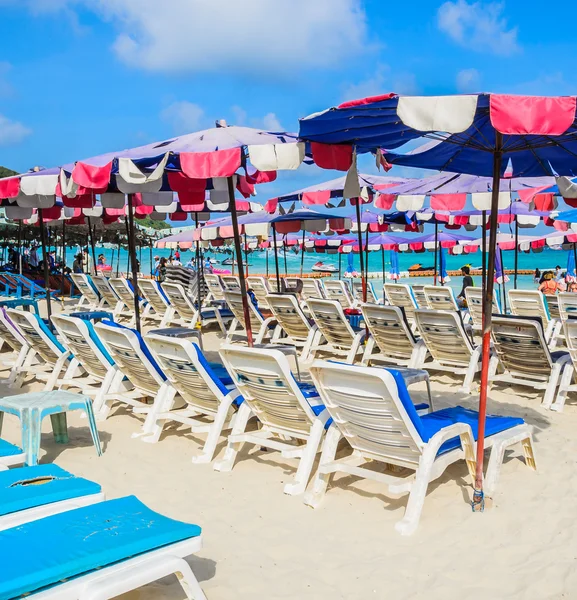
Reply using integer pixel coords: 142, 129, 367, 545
91, 275, 123, 313
266, 293, 323, 361
300, 278, 326, 303
70, 273, 101, 310
412, 285, 427, 309
352, 281, 379, 304
143, 334, 242, 462
423, 285, 461, 313
465, 287, 502, 331
215, 345, 330, 495
554, 319, 577, 411
9, 274, 50, 300
108, 277, 142, 322
247, 276, 272, 309
93, 320, 169, 420
0, 495, 206, 600
361, 304, 427, 367
138, 278, 172, 325
413, 309, 482, 392
222, 274, 241, 290
384, 283, 419, 324
224, 289, 277, 344
204, 273, 228, 304
306, 298, 366, 364
489, 315, 571, 408
546, 295, 561, 320
322, 279, 354, 309
558, 292, 577, 322
305, 361, 536, 534
0, 307, 29, 383
6, 309, 73, 390
508, 289, 560, 344
0, 464, 105, 531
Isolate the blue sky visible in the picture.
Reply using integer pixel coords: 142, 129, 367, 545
0, 0, 575, 200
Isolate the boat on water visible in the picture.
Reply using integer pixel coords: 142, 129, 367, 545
311, 261, 338, 273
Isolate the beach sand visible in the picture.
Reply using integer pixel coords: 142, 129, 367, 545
1, 308, 575, 599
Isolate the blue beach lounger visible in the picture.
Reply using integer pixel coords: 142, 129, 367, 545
0, 437, 25, 470
0, 495, 206, 600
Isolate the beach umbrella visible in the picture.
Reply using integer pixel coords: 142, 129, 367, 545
438, 246, 449, 284
567, 249, 577, 283
389, 250, 400, 281
299, 91, 577, 509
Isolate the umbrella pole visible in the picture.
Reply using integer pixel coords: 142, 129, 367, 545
500, 247, 508, 313
283, 241, 288, 276
265, 247, 269, 278
381, 247, 386, 285
124, 218, 130, 276
300, 231, 305, 278
354, 199, 367, 302
514, 217, 519, 290
38, 208, 52, 321
272, 224, 281, 292
195, 213, 203, 327
17, 220, 22, 275
127, 194, 141, 333
149, 244, 153, 277
364, 224, 370, 299
60, 221, 66, 305
87, 217, 98, 276
434, 222, 438, 286
243, 233, 249, 278
116, 236, 121, 277
227, 176, 253, 346
473, 131, 503, 511
338, 251, 342, 279
482, 210, 487, 298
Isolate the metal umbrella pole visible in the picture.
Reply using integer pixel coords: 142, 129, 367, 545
381, 247, 386, 285
364, 223, 370, 289
499, 247, 508, 314
126, 195, 141, 333
265, 246, 269, 278
514, 217, 519, 290
115, 235, 121, 277
433, 222, 438, 286
194, 213, 203, 326
283, 240, 288, 276
87, 217, 98, 276
354, 199, 367, 302
243, 232, 249, 278
60, 221, 66, 304
124, 218, 130, 275
300, 231, 306, 277
226, 176, 253, 346
338, 251, 342, 279
38, 208, 52, 321
272, 223, 281, 292
482, 211, 487, 298
17, 220, 22, 275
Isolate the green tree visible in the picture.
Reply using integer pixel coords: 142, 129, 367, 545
0, 166, 18, 178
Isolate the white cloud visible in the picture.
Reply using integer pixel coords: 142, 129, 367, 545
160, 101, 206, 133
229, 106, 284, 131
456, 68, 480, 92
0, 114, 32, 145
0, 62, 14, 97
342, 64, 418, 102
437, 1, 519, 56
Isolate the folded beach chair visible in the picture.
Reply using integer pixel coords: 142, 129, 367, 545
384, 283, 419, 324
138, 278, 172, 325
70, 273, 101, 310
215, 345, 330, 495
93, 320, 169, 420
508, 289, 560, 344
411, 285, 428, 309
204, 273, 228, 304
465, 287, 502, 331
143, 334, 242, 462
489, 315, 571, 408
301, 278, 326, 303
0, 495, 207, 600
0, 307, 29, 383
0, 464, 105, 531
361, 304, 427, 367
266, 293, 323, 361
224, 289, 277, 344
352, 280, 379, 304
558, 292, 577, 322
247, 275, 272, 310
306, 298, 366, 364
413, 309, 482, 392
322, 279, 355, 309
305, 361, 536, 534
51, 314, 125, 409
222, 274, 241, 290
6, 309, 73, 390
91, 275, 123, 313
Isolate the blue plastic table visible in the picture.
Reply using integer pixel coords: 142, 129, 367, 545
0, 391, 102, 466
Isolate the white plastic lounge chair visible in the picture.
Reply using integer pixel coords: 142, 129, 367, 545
142, 334, 242, 463
0, 464, 105, 531
306, 298, 366, 364
0, 307, 29, 383
554, 319, 577, 411
215, 345, 329, 495
413, 309, 482, 393
508, 289, 560, 344
412, 285, 427, 309
70, 273, 101, 310
247, 276, 272, 310
558, 292, 577, 322
91, 275, 123, 313
6, 309, 73, 391
267, 293, 323, 361
423, 285, 460, 312
322, 279, 354, 309
361, 304, 427, 367
221, 274, 241, 290
224, 289, 277, 344
305, 361, 536, 534
546, 295, 561, 320
465, 287, 502, 331
300, 278, 325, 302
0, 495, 207, 600
94, 320, 169, 420
108, 277, 143, 322
489, 315, 571, 408
138, 278, 171, 325
384, 283, 419, 324
204, 273, 228, 304
352, 280, 379, 304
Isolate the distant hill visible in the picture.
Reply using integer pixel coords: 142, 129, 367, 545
138, 215, 170, 230
0, 166, 18, 178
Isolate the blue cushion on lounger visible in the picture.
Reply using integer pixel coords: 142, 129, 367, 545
0, 496, 201, 600
0, 464, 101, 517
70, 311, 113, 322
191, 343, 236, 393
0, 437, 22, 457
201, 308, 233, 320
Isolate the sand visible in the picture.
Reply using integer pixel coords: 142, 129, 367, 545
1, 309, 576, 599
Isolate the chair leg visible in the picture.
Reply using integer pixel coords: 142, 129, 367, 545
138, 383, 177, 443
284, 420, 325, 496
552, 363, 574, 412
461, 347, 481, 394
93, 370, 125, 420
213, 403, 252, 472
192, 397, 234, 464
303, 424, 341, 508
542, 363, 563, 409
226, 319, 238, 343
361, 337, 375, 366
394, 455, 434, 536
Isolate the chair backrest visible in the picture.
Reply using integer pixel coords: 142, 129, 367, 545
247, 276, 271, 309
70, 274, 100, 305
0, 307, 27, 352
352, 281, 378, 304
323, 280, 354, 309
6, 309, 66, 364
301, 278, 325, 301
491, 315, 553, 377
220, 344, 319, 435
562, 319, 577, 369
160, 282, 196, 321
508, 290, 550, 323
307, 298, 357, 349
108, 278, 134, 308
224, 290, 263, 332
414, 309, 474, 366
423, 285, 459, 311
146, 334, 232, 414
138, 279, 170, 315
204, 274, 227, 301
267, 294, 312, 341
221, 275, 240, 290
465, 287, 502, 329
361, 304, 416, 363
309, 361, 425, 467
384, 284, 418, 321
411, 286, 427, 309
558, 292, 577, 321
51, 315, 114, 380
91, 276, 120, 307
95, 321, 166, 395
546, 295, 561, 320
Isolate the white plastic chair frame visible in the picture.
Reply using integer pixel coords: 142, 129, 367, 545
91, 276, 123, 315
352, 281, 380, 305
508, 289, 560, 345
246, 276, 272, 310
558, 292, 577, 322
0, 309, 29, 384
204, 274, 228, 304
554, 319, 577, 411
70, 274, 101, 310
384, 283, 418, 324
138, 279, 171, 325
465, 287, 502, 331
322, 279, 354, 309
223, 290, 276, 344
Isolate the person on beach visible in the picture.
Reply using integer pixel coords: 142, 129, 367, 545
457, 265, 474, 306
534, 268, 541, 284
555, 265, 562, 281
569, 281, 577, 293
539, 271, 559, 295
97, 254, 106, 266
72, 253, 83, 273
156, 257, 167, 282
